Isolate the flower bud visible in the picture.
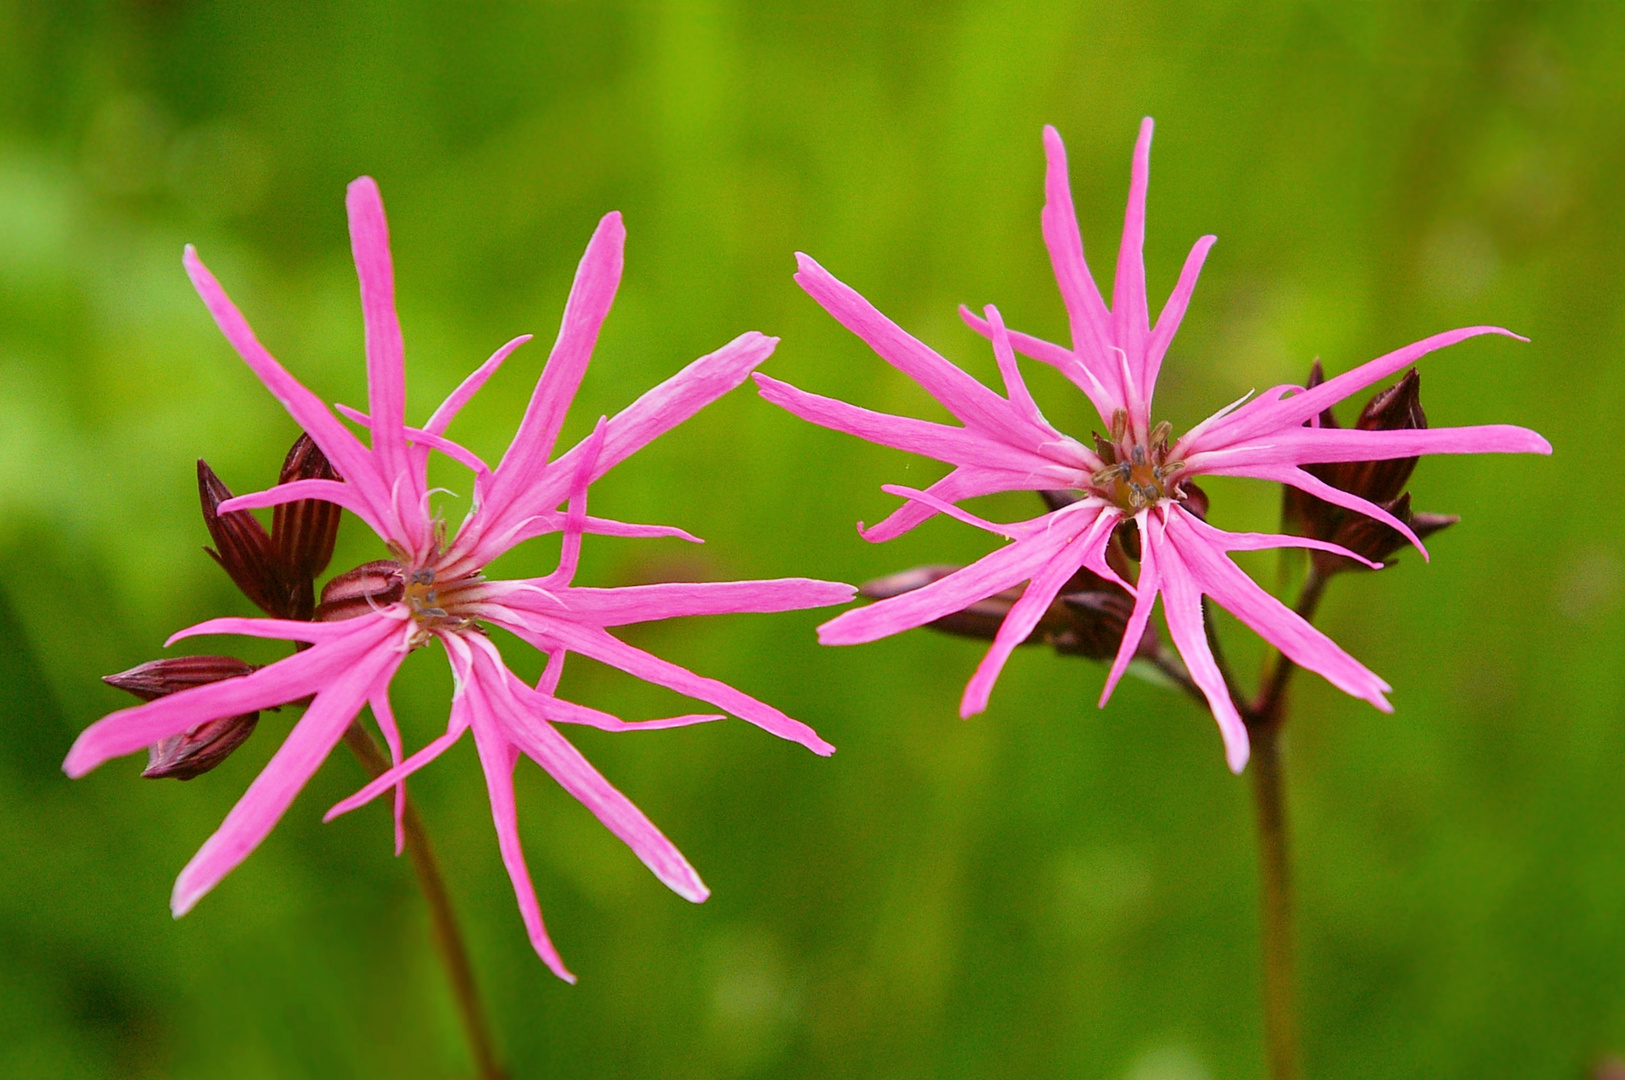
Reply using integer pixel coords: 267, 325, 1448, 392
1312, 493, 1457, 575
1283, 363, 1454, 574
200, 433, 345, 620
314, 560, 405, 622
103, 656, 259, 780
198, 459, 280, 615
858, 564, 1151, 661
272, 434, 342, 586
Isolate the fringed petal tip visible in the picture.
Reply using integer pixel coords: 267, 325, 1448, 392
1225, 735, 1250, 775
170, 878, 205, 919
61, 742, 95, 780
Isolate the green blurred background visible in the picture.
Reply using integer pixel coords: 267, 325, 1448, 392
1, 2, 1621, 1077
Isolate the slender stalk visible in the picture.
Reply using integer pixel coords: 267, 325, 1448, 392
342, 723, 507, 1080
1240, 568, 1326, 1080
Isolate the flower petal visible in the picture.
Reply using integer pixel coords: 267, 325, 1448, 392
171, 641, 403, 915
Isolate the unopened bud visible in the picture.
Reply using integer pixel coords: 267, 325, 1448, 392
1312, 493, 1458, 575
858, 564, 1152, 661
199, 459, 280, 615
103, 656, 259, 780
315, 560, 405, 621
272, 434, 342, 588
200, 433, 346, 620
1285, 365, 1455, 574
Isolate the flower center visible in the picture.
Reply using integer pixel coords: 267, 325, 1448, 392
316, 557, 488, 647
403, 566, 484, 644
1088, 413, 1186, 512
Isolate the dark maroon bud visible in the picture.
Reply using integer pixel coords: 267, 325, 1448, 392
1055, 587, 1151, 661
141, 714, 261, 780
272, 434, 342, 586
1303, 358, 1340, 429
315, 559, 405, 621
858, 564, 1151, 661
1312, 492, 1458, 575
103, 656, 260, 780
104, 655, 258, 700
1177, 479, 1209, 521
1338, 367, 1426, 505
198, 460, 282, 616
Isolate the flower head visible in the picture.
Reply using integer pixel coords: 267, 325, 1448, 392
67, 178, 852, 981
762, 119, 1549, 773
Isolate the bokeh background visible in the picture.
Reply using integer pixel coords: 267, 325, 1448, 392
1, 2, 1621, 1077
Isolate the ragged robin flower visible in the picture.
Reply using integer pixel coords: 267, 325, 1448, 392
67, 178, 853, 981
759, 118, 1549, 772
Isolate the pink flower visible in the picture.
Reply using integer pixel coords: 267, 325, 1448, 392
759, 119, 1549, 773
65, 178, 853, 981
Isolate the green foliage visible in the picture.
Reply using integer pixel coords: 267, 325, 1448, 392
0, 2, 1620, 1076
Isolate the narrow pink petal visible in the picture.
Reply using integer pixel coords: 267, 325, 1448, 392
960, 542, 1094, 717
1165, 508, 1392, 711
1144, 235, 1216, 408
877, 484, 1037, 540
68, 616, 400, 777
820, 514, 1092, 646
425, 335, 533, 436
368, 689, 407, 856
537, 648, 565, 694
446, 332, 774, 575
957, 304, 1116, 422
1212, 462, 1427, 559
501, 578, 857, 627
325, 718, 469, 822
466, 709, 575, 982
479, 648, 709, 903
217, 478, 390, 538
490, 512, 703, 553
794, 254, 1041, 447
541, 417, 608, 589
1176, 512, 1384, 570
1112, 118, 1154, 379
497, 616, 835, 756
983, 305, 1049, 433
1155, 536, 1251, 773
346, 177, 416, 537
859, 464, 1071, 544
182, 246, 388, 518
754, 374, 1070, 476
165, 613, 392, 648
1185, 423, 1552, 472
1183, 327, 1526, 454
171, 643, 402, 915
541, 698, 723, 732
1100, 509, 1160, 705
333, 403, 497, 479
487, 213, 625, 513
1040, 125, 1117, 397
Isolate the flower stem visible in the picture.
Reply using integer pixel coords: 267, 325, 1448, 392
1241, 568, 1326, 1080
342, 722, 507, 1080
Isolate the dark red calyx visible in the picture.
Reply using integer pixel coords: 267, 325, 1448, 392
103, 656, 260, 780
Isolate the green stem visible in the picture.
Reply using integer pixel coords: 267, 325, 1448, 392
1241, 568, 1326, 1080
342, 723, 507, 1080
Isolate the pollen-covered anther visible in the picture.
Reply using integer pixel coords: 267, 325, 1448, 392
402, 566, 486, 646
1089, 423, 1189, 512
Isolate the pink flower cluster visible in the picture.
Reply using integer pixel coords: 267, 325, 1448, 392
760, 119, 1549, 772
66, 179, 851, 982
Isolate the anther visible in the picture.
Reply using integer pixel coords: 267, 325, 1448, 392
1110, 408, 1128, 443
